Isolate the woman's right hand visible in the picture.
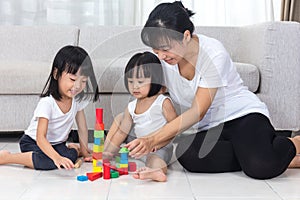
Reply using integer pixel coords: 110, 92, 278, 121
125, 136, 154, 159
54, 156, 74, 170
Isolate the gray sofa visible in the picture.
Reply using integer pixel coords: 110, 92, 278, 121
0, 22, 299, 133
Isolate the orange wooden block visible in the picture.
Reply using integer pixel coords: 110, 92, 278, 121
95, 123, 104, 130
92, 152, 103, 160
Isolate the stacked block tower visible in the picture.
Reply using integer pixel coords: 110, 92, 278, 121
93, 108, 105, 172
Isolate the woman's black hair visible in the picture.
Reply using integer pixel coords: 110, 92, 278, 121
141, 1, 195, 49
41, 45, 99, 102
124, 52, 163, 97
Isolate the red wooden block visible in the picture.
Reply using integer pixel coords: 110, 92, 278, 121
110, 165, 118, 171
103, 163, 111, 180
117, 168, 129, 175
128, 162, 137, 172
96, 108, 103, 124
86, 172, 103, 181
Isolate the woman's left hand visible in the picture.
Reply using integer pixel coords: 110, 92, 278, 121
125, 137, 154, 159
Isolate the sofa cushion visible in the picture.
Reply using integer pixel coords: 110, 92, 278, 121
0, 61, 51, 94
95, 58, 260, 93
234, 62, 260, 93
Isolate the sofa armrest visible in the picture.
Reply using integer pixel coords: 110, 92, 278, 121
239, 22, 300, 131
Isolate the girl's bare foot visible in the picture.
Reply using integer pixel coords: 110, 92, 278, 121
0, 150, 11, 164
289, 155, 300, 168
133, 167, 167, 182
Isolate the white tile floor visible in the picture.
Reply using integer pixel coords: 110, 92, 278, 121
1, 138, 300, 200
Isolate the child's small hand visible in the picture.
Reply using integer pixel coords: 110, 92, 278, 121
54, 156, 74, 170
83, 154, 92, 162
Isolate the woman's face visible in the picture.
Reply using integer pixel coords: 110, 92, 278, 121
152, 40, 185, 65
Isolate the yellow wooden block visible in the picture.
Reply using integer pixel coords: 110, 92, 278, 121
93, 144, 104, 152
117, 163, 128, 168
93, 166, 103, 172
93, 159, 97, 167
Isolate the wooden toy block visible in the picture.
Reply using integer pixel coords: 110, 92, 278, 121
117, 163, 128, 168
74, 158, 83, 168
128, 162, 137, 172
94, 137, 101, 145
109, 165, 117, 171
93, 144, 104, 152
92, 152, 103, 160
96, 108, 103, 124
95, 123, 105, 131
119, 147, 129, 153
93, 166, 103, 172
119, 158, 128, 164
93, 159, 97, 167
117, 168, 129, 175
77, 175, 88, 181
120, 153, 128, 160
110, 171, 119, 178
96, 160, 103, 167
94, 130, 105, 138
86, 172, 103, 181
103, 163, 111, 179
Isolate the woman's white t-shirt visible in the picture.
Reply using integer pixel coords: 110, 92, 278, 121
162, 34, 269, 131
25, 95, 89, 144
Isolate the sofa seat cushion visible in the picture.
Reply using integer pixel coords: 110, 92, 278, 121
95, 58, 260, 93
0, 61, 51, 94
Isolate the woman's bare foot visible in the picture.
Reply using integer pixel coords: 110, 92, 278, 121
133, 167, 167, 182
289, 155, 300, 168
0, 150, 11, 164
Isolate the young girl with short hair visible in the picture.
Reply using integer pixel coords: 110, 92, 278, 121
104, 51, 177, 182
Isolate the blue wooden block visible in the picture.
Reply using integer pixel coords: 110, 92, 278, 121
94, 138, 101, 145
119, 158, 128, 164
77, 175, 88, 181
120, 153, 128, 160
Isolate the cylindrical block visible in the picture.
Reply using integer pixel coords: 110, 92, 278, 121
96, 108, 103, 124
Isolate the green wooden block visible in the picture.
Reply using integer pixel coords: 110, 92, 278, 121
94, 130, 104, 138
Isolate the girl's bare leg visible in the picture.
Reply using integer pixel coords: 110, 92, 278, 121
133, 154, 167, 182
104, 113, 128, 156
0, 150, 34, 169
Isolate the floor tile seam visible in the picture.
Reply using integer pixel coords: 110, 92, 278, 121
183, 168, 197, 199
264, 180, 284, 200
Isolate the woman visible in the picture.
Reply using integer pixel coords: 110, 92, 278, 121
126, 1, 300, 179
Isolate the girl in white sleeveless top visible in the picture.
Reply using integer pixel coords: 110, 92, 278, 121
104, 52, 177, 182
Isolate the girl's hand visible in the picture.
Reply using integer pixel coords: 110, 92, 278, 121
125, 137, 153, 159
81, 147, 92, 162
83, 154, 92, 162
54, 156, 74, 170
